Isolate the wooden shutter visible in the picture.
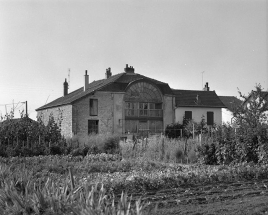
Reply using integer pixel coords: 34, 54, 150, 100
207, 112, 214, 125
185, 111, 192, 120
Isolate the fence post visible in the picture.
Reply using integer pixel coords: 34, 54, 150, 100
193, 124, 195, 139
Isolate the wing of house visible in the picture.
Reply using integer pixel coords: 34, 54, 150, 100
218, 96, 242, 124
173, 84, 226, 125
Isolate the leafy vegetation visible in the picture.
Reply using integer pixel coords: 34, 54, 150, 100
0, 84, 268, 214
197, 84, 268, 165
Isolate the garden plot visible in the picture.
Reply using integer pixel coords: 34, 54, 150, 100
1, 155, 268, 214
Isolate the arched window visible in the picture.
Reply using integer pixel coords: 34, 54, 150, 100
124, 81, 162, 103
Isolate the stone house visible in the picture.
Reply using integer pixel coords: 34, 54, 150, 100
36, 65, 175, 139
173, 83, 226, 125
36, 66, 230, 139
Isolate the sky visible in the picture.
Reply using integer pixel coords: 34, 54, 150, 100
0, 0, 267, 119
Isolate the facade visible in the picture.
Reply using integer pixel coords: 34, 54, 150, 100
36, 65, 175, 139
36, 67, 230, 139
218, 96, 242, 124
173, 83, 226, 125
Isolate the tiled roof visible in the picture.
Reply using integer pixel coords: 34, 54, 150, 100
0, 117, 36, 126
173, 89, 226, 108
218, 96, 242, 111
36, 72, 173, 111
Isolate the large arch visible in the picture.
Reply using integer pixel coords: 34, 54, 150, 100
124, 79, 163, 103
123, 79, 164, 134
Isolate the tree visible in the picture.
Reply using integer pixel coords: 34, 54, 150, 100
234, 84, 268, 128
233, 84, 268, 163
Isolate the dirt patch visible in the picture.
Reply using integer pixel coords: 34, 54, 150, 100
137, 179, 268, 214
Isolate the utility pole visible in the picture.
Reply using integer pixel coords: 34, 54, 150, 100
68, 68, 70, 90
26, 101, 28, 117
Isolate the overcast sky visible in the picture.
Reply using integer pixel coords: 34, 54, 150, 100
0, 0, 267, 119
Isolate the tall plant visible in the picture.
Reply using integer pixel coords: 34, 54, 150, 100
233, 84, 268, 163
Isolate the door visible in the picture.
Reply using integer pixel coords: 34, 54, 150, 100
138, 120, 148, 137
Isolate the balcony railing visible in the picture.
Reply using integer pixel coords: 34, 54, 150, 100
125, 109, 163, 118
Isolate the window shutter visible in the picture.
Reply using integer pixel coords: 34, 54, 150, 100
207, 112, 214, 125
185, 111, 192, 120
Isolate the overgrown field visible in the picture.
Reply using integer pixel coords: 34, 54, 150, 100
1, 138, 268, 215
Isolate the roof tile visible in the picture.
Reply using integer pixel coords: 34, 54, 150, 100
173, 89, 226, 108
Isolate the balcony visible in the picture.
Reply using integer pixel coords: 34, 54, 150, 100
125, 109, 163, 118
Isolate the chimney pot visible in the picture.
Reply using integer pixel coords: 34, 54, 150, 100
105, 67, 112, 79
84, 70, 89, 91
63, 78, 68, 96
203, 82, 210, 91
124, 64, 135, 73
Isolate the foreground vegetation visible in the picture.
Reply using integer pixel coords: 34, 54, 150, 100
1, 84, 268, 214
1, 152, 268, 215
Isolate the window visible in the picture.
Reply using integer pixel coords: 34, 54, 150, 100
126, 102, 135, 116
90, 99, 98, 116
88, 120, 98, 134
207, 112, 214, 125
185, 111, 192, 120
139, 103, 148, 116
155, 103, 162, 109
149, 103, 155, 109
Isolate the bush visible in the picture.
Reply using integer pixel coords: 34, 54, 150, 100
103, 136, 120, 154
197, 142, 218, 165
165, 123, 184, 139
87, 145, 101, 155
174, 148, 184, 163
49, 145, 63, 155
0, 112, 65, 158
70, 148, 84, 157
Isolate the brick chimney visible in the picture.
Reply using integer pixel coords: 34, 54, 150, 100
124, 64, 135, 73
84, 70, 89, 91
203, 82, 210, 91
63, 78, 68, 96
105, 67, 112, 79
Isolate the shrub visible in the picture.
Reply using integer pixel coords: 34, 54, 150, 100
103, 136, 120, 154
87, 145, 101, 155
165, 122, 184, 139
70, 148, 84, 157
174, 148, 184, 163
49, 145, 62, 155
197, 142, 218, 165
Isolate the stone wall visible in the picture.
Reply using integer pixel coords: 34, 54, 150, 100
72, 91, 114, 139
163, 95, 175, 129
113, 93, 125, 135
37, 105, 72, 138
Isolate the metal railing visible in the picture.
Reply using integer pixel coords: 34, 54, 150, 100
125, 109, 163, 117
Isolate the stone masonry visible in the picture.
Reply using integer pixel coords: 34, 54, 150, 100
36, 105, 72, 138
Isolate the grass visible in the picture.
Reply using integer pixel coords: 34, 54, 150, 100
1, 135, 268, 214
120, 135, 198, 163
